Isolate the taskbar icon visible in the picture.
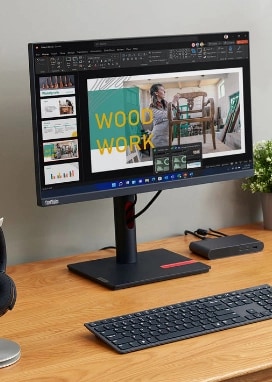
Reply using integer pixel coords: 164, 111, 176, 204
110, 171, 195, 189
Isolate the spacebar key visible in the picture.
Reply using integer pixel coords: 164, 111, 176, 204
157, 326, 204, 341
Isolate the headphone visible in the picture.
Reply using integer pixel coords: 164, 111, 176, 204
0, 219, 16, 317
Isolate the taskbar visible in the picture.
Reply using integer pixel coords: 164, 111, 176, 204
41, 160, 252, 199
97, 160, 252, 192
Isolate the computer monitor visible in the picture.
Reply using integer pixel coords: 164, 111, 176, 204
28, 31, 253, 289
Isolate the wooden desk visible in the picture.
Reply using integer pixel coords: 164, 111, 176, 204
2, 224, 272, 382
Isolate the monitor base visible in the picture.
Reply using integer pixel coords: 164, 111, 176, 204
0, 339, 21, 368
67, 249, 210, 290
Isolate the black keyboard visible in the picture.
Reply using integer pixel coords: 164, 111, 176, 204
84, 284, 272, 354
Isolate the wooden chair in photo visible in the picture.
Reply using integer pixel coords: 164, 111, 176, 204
168, 91, 216, 149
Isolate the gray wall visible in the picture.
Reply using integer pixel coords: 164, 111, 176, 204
0, 0, 270, 265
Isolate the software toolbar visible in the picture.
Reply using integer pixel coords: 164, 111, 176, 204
34, 40, 249, 74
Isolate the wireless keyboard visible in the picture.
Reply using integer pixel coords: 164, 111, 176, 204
84, 284, 272, 354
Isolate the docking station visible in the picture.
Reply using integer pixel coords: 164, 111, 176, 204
189, 234, 264, 260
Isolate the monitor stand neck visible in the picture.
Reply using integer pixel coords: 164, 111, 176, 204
114, 195, 137, 264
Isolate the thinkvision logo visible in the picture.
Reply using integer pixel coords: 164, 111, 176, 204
44, 199, 60, 206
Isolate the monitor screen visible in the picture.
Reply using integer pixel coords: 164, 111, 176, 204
28, 31, 253, 289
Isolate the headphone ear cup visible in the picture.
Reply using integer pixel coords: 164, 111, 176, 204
0, 273, 17, 317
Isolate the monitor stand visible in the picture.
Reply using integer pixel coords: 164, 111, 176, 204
68, 195, 210, 290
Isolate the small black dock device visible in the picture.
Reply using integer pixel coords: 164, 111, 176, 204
189, 234, 264, 260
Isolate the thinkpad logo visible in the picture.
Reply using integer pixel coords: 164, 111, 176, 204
44, 199, 60, 206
